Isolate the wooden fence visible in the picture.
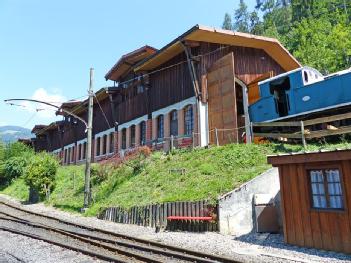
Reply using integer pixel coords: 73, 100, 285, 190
98, 200, 218, 232
252, 111, 351, 147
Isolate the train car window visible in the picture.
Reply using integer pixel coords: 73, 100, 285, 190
304, 71, 308, 83
269, 76, 291, 117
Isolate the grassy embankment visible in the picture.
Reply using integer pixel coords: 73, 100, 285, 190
2, 141, 351, 216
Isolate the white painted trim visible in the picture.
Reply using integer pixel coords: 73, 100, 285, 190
118, 115, 148, 131
63, 143, 75, 150
77, 138, 87, 145
151, 97, 196, 119
94, 127, 115, 138
52, 148, 61, 154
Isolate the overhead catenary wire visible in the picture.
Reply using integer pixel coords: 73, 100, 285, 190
93, 93, 112, 129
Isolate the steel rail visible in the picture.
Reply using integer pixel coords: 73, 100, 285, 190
0, 215, 163, 263
0, 212, 218, 263
0, 200, 240, 263
0, 226, 128, 263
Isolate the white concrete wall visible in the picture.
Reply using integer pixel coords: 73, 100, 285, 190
218, 168, 280, 236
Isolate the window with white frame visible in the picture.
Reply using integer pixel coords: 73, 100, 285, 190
184, 105, 194, 136
96, 137, 101, 156
309, 168, 344, 210
102, 134, 107, 155
157, 115, 164, 139
83, 142, 87, 160
78, 144, 82, 160
121, 128, 127, 150
140, 121, 146, 145
109, 133, 114, 153
170, 110, 178, 136
130, 125, 136, 147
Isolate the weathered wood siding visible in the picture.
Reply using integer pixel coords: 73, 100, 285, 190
198, 43, 285, 85
98, 200, 218, 232
150, 52, 195, 112
278, 161, 351, 253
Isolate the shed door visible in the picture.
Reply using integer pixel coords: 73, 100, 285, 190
207, 52, 237, 145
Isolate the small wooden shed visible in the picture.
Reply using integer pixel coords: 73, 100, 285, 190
268, 149, 351, 254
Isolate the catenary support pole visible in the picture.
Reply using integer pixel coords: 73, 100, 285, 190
84, 68, 94, 208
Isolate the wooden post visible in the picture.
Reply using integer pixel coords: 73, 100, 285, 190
84, 68, 94, 209
300, 121, 307, 148
215, 128, 219, 146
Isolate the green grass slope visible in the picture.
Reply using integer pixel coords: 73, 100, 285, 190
3, 141, 351, 216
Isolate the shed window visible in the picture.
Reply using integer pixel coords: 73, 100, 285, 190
309, 169, 344, 209
140, 121, 146, 145
184, 105, 194, 136
121, 128, 127, 150
157, 115, 164, 139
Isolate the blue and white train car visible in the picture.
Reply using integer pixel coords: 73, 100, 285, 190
249, 66, 351, 123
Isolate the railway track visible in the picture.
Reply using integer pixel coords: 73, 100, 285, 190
0, 200, 241, 263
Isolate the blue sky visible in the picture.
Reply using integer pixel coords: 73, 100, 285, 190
0, 0, 257, 129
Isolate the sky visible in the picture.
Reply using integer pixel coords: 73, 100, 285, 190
0, 0, 257, 130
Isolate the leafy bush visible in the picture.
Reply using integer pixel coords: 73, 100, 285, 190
4, 142, 33, 160
91, 163, 114, 184
24, 152, 58, 198
3, 156, 29, 183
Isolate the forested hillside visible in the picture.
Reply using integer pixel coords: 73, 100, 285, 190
222, 0, 351, 74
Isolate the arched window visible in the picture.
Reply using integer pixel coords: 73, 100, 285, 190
157, 115, 164, 139
170, 110, 178, 136
184, 105, 194, 135
140, 121, 146, 145
102, 135, 107, 155
109, 133, 114, 153
96, 137, 101, 156
83, 142, 87, 159
121, 128, 127, 150
130, 125, 136, 147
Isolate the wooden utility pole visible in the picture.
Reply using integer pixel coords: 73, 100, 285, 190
84, 68, 94, 208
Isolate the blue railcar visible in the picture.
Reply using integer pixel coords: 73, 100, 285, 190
249, 67, 351, 122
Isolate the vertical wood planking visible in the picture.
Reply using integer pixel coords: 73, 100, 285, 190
280, 165, 295, 244
289, 164, 305, 246
296, 164, 314, 248
340, 160, 351, 252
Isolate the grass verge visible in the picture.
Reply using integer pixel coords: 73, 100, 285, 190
2, 141, 351, 216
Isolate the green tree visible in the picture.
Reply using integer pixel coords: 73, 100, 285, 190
233, 0, 250, 32
222, 13, 233, 30
287, 16, 351, 73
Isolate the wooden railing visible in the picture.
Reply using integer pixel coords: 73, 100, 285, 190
252, 112, 351, 147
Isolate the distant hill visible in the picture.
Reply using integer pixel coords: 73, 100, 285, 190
0, 126, 33, 143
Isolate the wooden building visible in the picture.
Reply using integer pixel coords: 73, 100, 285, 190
268, 150, 351, 254
32, 25, 300, 164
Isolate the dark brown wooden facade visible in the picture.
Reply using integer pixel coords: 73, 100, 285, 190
268, 150, 351, 254
31, 25, 300, 164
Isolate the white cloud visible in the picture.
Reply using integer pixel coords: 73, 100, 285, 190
21, 88, 66, 119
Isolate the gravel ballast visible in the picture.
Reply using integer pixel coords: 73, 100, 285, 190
1, 194, 350, 263
0, 230, 103, 263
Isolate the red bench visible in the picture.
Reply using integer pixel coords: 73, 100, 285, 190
167, 216, 213, 221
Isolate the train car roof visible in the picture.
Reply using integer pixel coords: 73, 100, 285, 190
258, 66, 322, 85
